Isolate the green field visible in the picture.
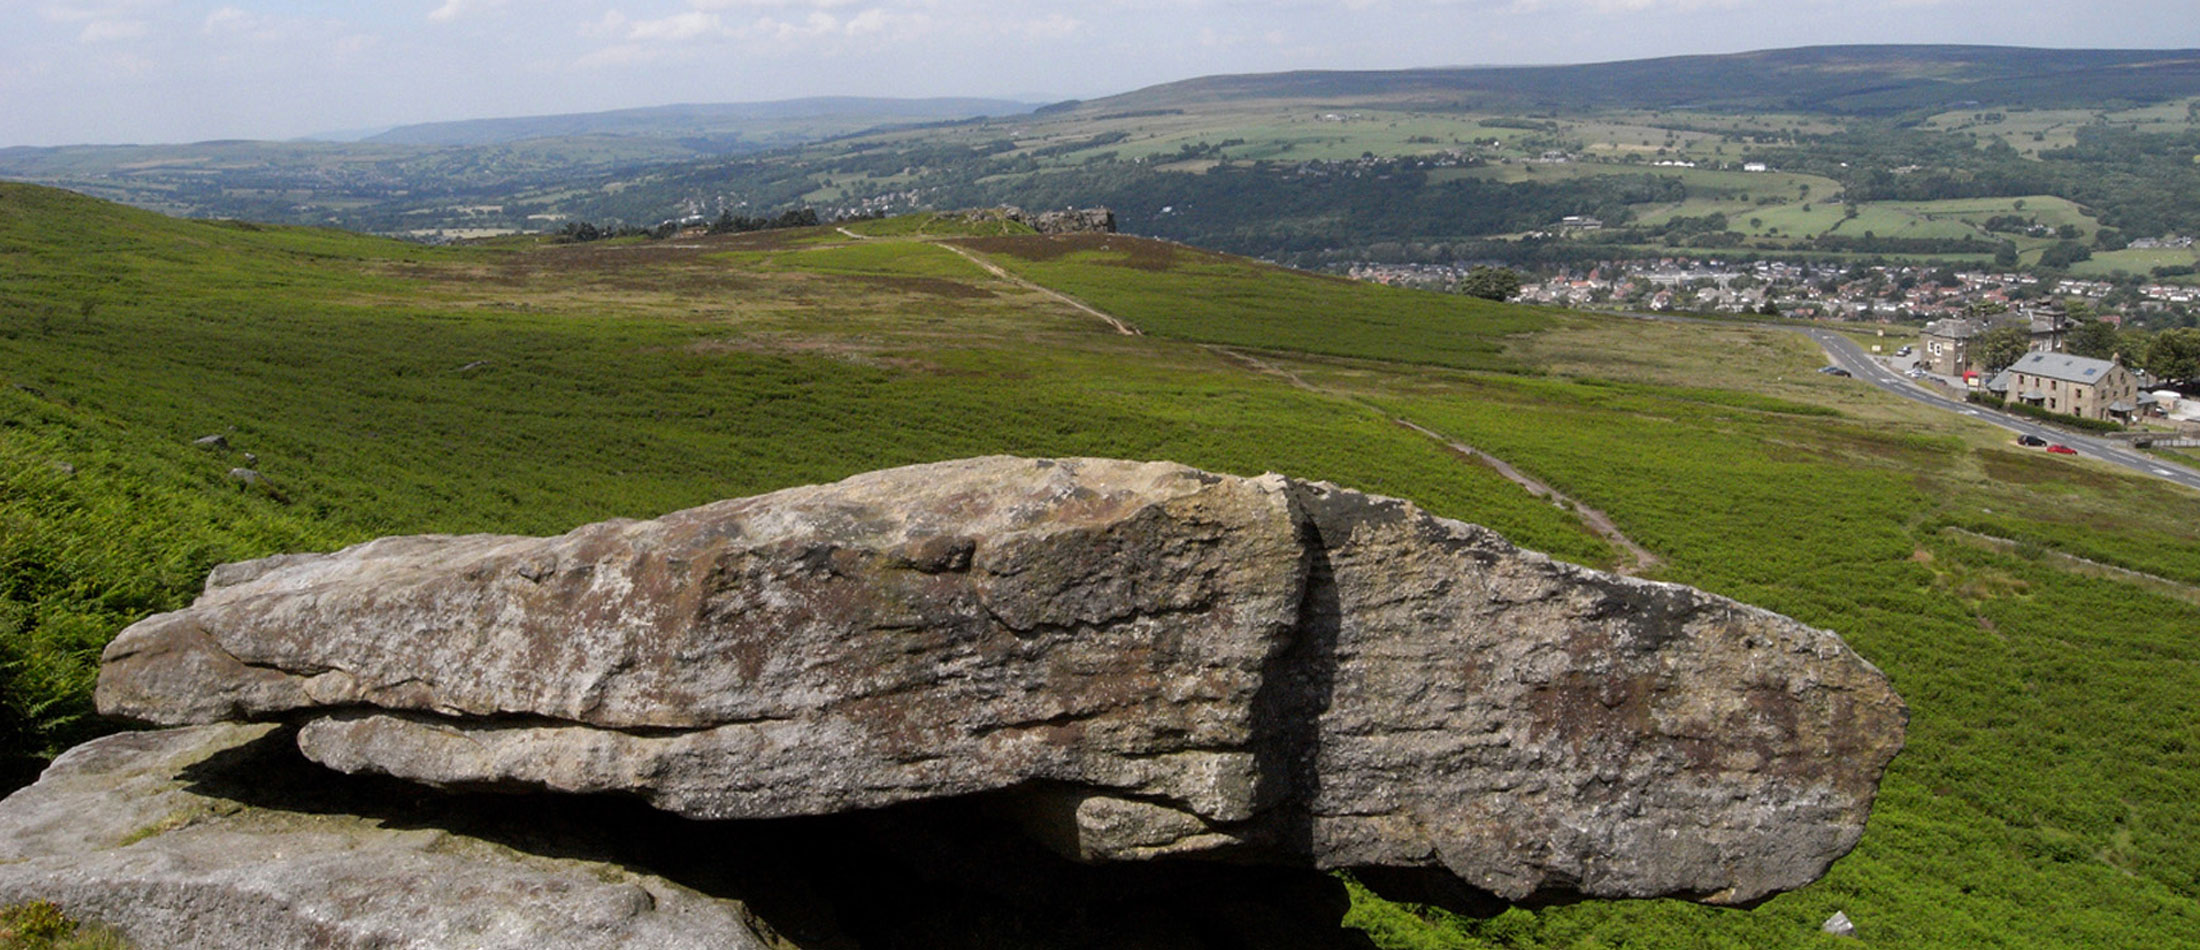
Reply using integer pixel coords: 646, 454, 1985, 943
1921, 98, 2200, 158
6, 183, 2200, 947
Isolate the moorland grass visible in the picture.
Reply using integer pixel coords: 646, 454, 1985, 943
957, 234, 1553, 371
0, 184, 1607, 788
6, 185, 2200, 948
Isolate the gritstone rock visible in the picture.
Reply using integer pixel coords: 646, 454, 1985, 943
1823, 910, 1857, 937
938, 206, 1116, 235
1032, 208, 1117, 235
94, 456, 1907, 908
0, 724, 775, 950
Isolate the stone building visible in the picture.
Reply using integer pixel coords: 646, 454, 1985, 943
1920, 317, 1982, 376
2006, 352, 2141, 422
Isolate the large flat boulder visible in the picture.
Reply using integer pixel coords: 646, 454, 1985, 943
94, 456, 1906, 908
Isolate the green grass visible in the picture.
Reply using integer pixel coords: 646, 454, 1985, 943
2073, 247, 2200, 277
839, 211, 1036, 238
956, 234, 1553, 371
1321, 363, 2200, 949
0, 186, 1606, 787
10, 187, 2200, 949
0, 901, 129, 950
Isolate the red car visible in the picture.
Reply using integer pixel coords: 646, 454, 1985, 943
2046, 444, 2078, 455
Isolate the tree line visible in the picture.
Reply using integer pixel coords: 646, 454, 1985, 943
552, 207, 820, 243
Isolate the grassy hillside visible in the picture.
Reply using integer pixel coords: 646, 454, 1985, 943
1085, 46, 2200, 116
6, 184, 2200, 948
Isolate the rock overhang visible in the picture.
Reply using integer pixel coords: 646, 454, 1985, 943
90, 455, 1907, 908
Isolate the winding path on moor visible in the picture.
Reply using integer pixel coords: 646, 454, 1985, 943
1204, 345, 1662, 576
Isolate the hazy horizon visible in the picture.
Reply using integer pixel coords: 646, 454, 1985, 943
8, 0, 2199, 148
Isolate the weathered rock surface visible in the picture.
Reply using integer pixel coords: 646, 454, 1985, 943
938, 206, 1117, 234
1032, 207, 1117, 235
96, 456, 1906, 909
0, 724, 775, 950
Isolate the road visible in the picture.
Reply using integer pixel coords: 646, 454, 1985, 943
1801, 326, 2200, 494
1592, 309, 2200, 494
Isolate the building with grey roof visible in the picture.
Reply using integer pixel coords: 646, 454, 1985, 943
1920, 317, 1982, 377
2005, 352, 2140, 422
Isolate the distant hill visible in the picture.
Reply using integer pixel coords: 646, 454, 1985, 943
367, 96, 1039, 147
1082, 45, 2200, 115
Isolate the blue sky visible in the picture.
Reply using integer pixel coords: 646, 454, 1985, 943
5, 0, 2197, 146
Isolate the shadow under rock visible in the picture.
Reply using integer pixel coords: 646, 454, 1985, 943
179, 726, 1379, 950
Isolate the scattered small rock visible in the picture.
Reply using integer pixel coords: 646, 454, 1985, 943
49, 461, 76, 477
243, 453, 258, 466
193, 434, 229, 451
1823, 910, 1856, 937
458, 360, 491, 373
226, 468, 263, 485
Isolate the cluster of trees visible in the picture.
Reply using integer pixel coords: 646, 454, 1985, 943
553, 220, 679, 243
552, 206, 821, 243
1456, 266, 1524, 301
1970, 309, 2200, 384
932, 159, 1685, 266
1754, 124, 2200, 240
706, 207, 819, 234
2036, 241, 2094, 269
1808, 233, 2000, 256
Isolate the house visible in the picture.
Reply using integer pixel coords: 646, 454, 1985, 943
2004, 352, 2141, 423
1742, 162, 1770, 172
2023, 311, 2071, 353
1919, 317, 1983, 376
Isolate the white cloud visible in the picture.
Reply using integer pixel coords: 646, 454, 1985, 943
628, 10, 727, 39
690, 0, 862, 8
202, 5, 250, 33
79, 19, 149, 42
41, 0, 164, 23
581, 9, 630, 37
428, 0, 508, 23
1021, 12, 1083, 39
1505, 0, 1759, 11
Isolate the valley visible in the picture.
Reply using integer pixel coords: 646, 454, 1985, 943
4, 180, 2200, 947
11, 46, 2200, 300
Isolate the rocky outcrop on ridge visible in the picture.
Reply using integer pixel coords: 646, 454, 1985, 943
94, 457, 1905, 905
939, 206, 1116, 234
1032, 207, 1117, 234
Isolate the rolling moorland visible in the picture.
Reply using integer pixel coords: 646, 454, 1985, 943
0, 97, 1035, 240
10, 46, 2200, 280
5, 181, 2200, 947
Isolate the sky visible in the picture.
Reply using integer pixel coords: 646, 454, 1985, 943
5, 0, 2198, 147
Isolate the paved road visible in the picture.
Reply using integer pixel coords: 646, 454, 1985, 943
1596, 310, 2200, 495
1807, 327, 2200, 494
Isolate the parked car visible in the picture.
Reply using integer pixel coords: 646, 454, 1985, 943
2046, 443, 2078, 455
1818, 365, 1852, 377
1895, 345, 1913, 356
2018, 434, 2047, 447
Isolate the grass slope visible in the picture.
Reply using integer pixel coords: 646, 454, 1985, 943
958, 233, 1552, 371
6, 184, 2200, 948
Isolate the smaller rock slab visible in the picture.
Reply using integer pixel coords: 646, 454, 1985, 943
0, 724, 774, 950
